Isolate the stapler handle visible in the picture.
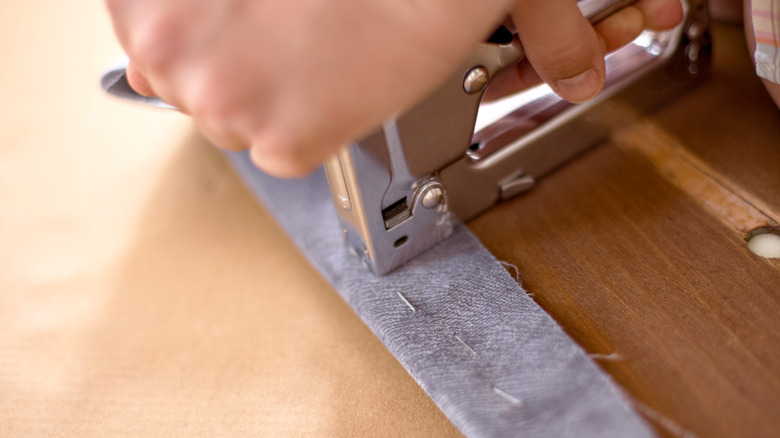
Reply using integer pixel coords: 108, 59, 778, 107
442, 1, 709, 221
387, 0, 638, 179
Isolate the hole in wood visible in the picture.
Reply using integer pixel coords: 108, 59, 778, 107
747, 227, 780, 259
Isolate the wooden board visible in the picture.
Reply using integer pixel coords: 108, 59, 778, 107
470, 23, 780, 438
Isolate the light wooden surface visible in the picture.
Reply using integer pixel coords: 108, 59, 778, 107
0, 2, 459, 437
2, 1, 778, 437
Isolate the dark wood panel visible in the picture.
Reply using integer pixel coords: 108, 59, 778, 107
652, 24, 780, 211
470, 22, 780, 438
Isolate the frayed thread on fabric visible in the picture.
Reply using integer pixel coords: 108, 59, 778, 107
589, 352, 625, 362
498, 260, 521, 283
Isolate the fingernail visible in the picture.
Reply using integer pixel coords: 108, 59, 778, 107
555, 68, 601, 103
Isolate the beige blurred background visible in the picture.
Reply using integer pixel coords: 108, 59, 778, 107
0, 2, 461, 436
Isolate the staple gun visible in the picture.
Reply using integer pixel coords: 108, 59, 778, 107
103, 0, 711, 275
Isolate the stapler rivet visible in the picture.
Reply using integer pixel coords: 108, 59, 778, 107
463, 66, 489, 94
421, 186, 445, 209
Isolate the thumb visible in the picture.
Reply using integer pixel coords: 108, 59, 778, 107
510, 0, 606, 103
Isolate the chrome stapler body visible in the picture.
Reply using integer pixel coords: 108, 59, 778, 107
102, 0, 711, 276
325, 0, 711, 275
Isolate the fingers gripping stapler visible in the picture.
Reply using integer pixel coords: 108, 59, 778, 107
103, 0, 711, 275
321, 0, 710, 274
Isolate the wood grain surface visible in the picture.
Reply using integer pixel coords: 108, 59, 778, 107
470, 23, 780, 438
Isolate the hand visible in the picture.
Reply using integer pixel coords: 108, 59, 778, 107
106, 0, 682, 177
484, 0, 683, 100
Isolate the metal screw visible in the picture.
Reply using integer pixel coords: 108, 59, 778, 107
421, 186, 444, 209
463, 67, 489, 94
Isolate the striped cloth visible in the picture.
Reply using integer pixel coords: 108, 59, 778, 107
753, 0, 780, 83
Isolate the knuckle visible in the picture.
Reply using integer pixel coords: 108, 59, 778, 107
127, 10, 183, 73
188, 81, 239, 123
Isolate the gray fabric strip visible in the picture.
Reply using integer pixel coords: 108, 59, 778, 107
226, 151, 654, 438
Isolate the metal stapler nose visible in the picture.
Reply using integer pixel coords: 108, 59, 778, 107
325, 0, 711, 275
101, 0, 711, 276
